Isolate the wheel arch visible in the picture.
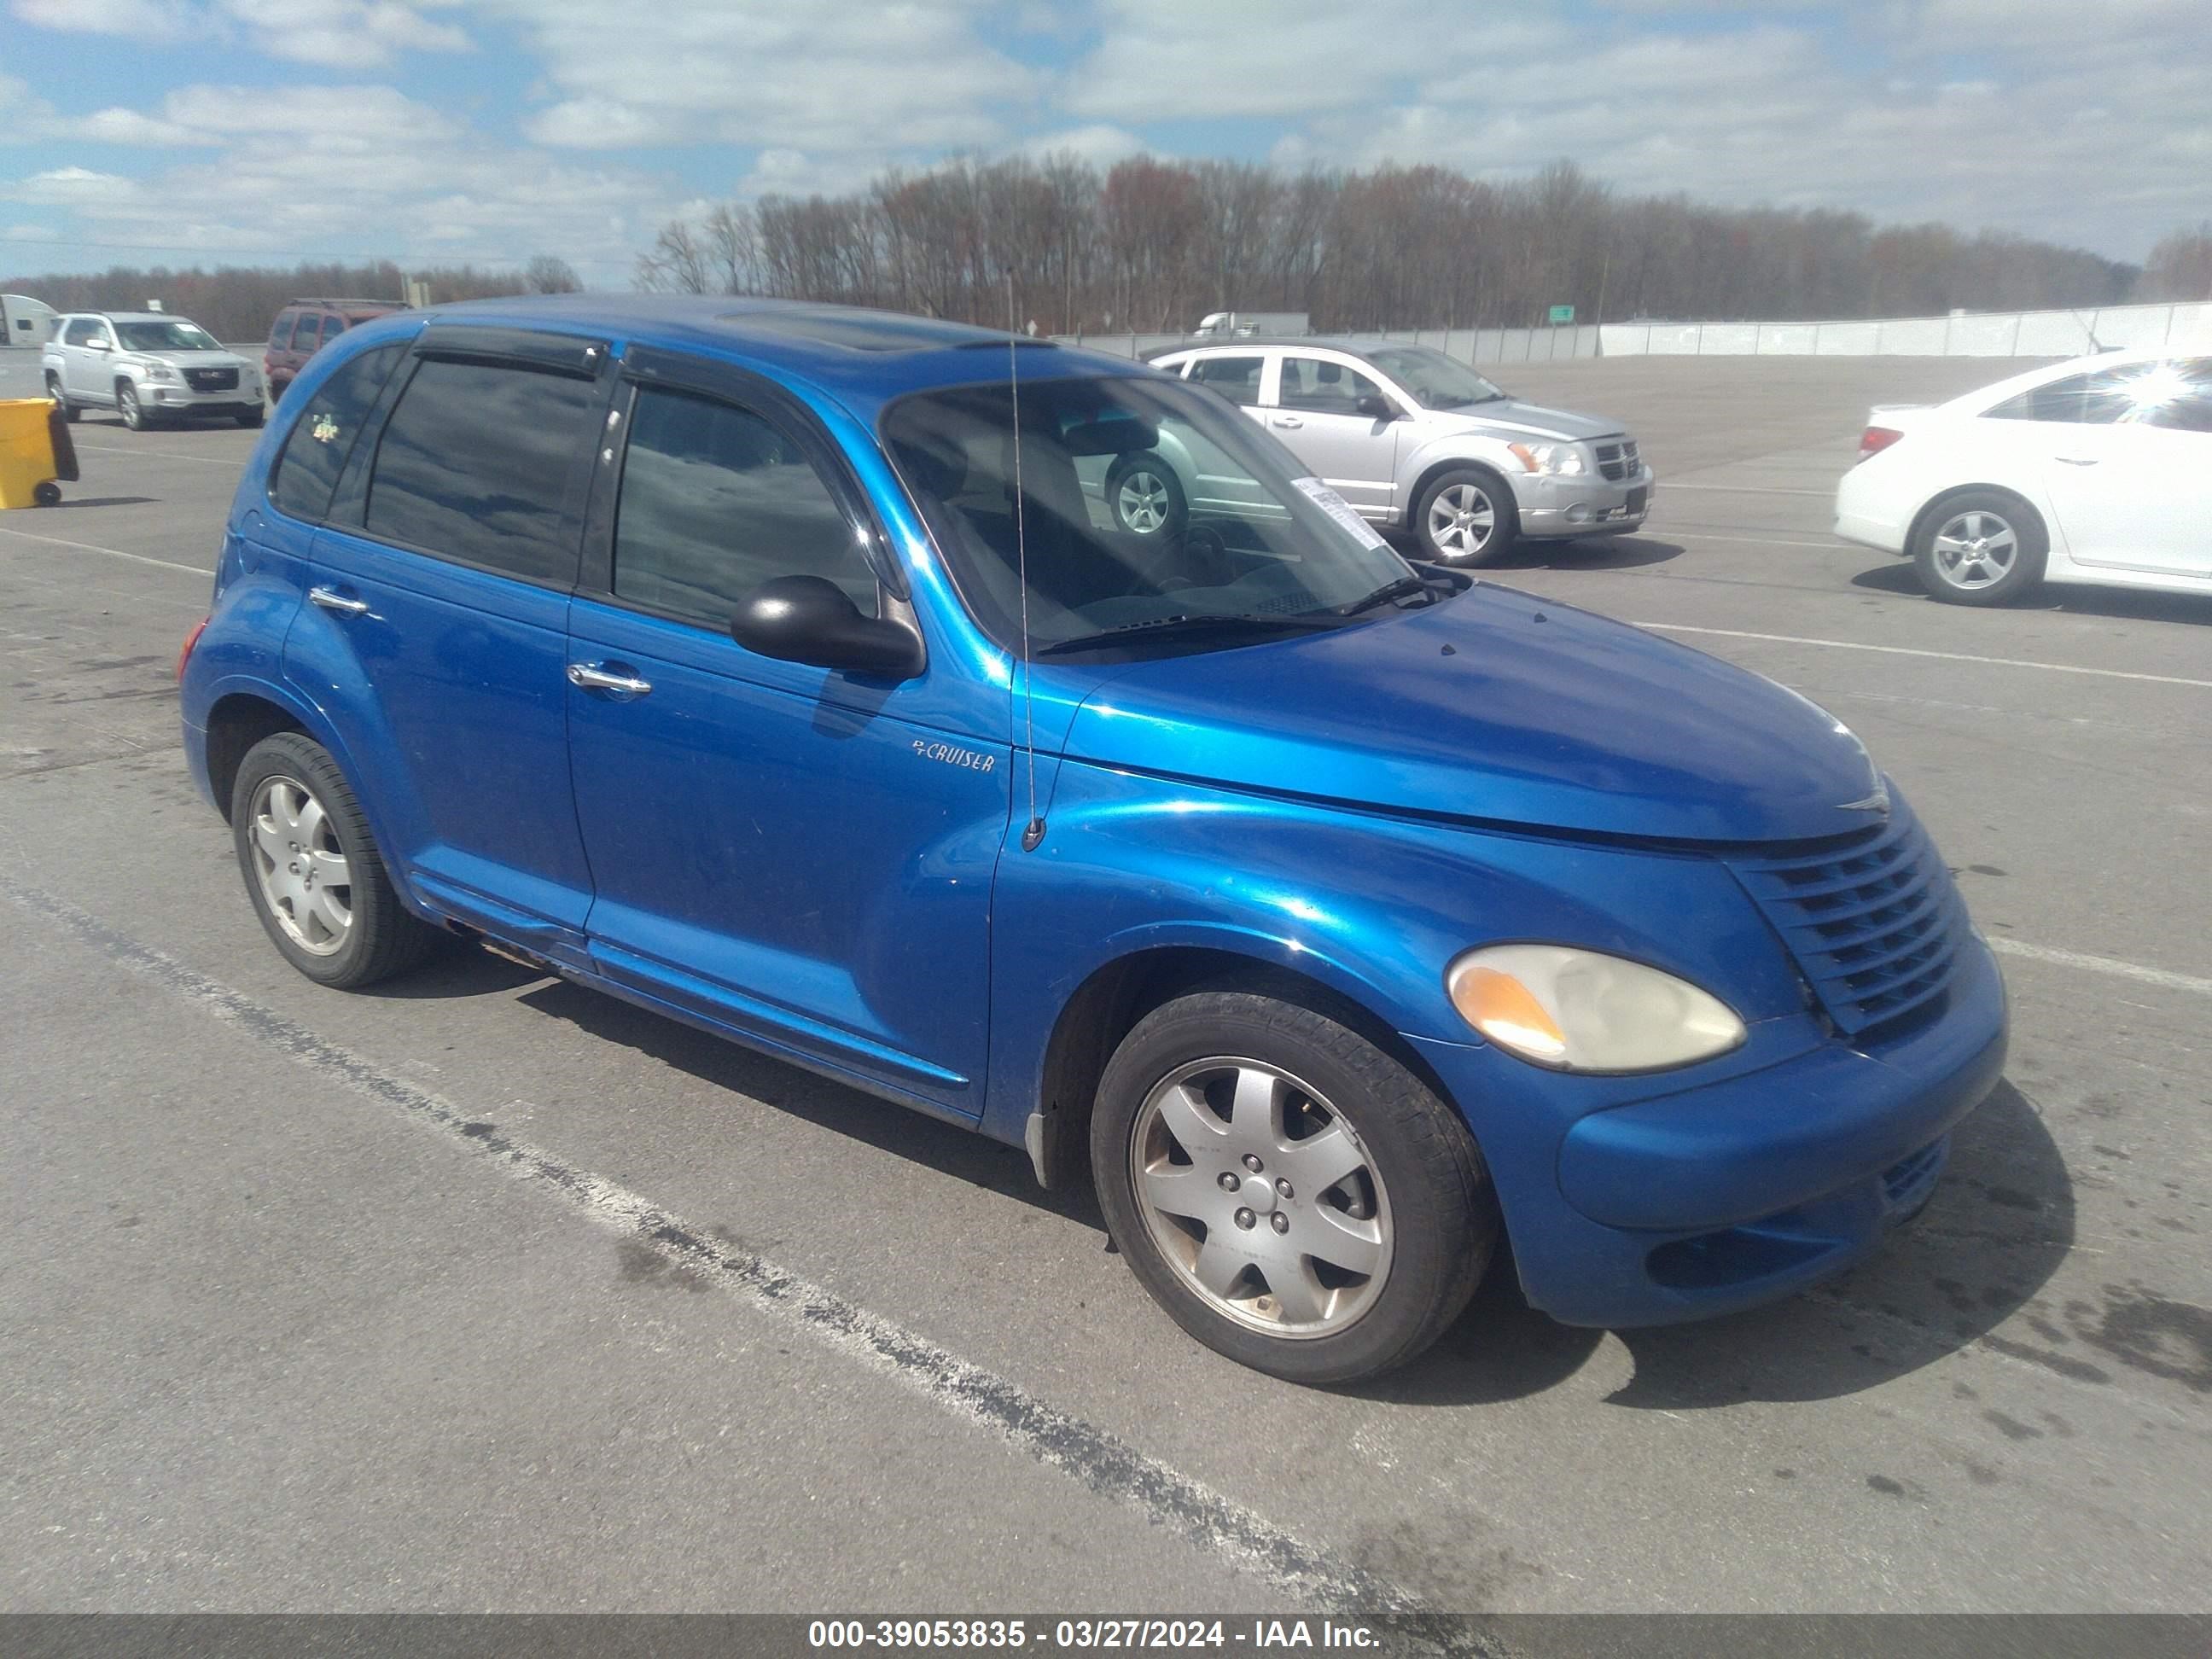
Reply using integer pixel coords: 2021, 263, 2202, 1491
1403, 451, 1519, 533
1904, 481, 2051, 563
1026, 942, 1456, 1192
202, 690, 311, 822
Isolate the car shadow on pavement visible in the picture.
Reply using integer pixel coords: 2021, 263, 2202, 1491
1851, 560, 2212, 625
1366, 1078, 2077, 1411
1479, 534, 1687, 573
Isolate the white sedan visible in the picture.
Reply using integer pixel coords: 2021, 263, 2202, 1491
1834, 348, 2211, 605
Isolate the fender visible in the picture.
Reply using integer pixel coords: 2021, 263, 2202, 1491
977, 758, 1825, 1154
1394, 429, 1527, 520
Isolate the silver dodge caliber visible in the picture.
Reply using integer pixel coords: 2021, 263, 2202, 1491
1144, 338, 1654, 563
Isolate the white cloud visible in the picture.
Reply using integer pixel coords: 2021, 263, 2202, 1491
9, 0, 469, 66
1019, 124, 1150, 166
11, 0, 194, 35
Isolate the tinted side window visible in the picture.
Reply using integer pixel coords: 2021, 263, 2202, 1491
288, 315, 319, 352
1278, 355, 1385, 414
269, 310, 294, 347
1987, 368, 2132, 425
613, 387, 876, 626
65, 318, 98, 346
1190, 355, 1264, 403
364, 357, 599, 581
271, 345, 405, 523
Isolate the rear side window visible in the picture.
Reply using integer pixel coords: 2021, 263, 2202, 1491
288, 314, 320, 352
364, 356, 601, 582
270, 310, 295, 348
613, 387, 876, 626
270, 344, 404, 523
1986, 367, 2134, 425
1190, 355, 1263, 403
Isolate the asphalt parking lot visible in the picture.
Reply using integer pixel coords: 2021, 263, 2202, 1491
3, 349, 2208, 1616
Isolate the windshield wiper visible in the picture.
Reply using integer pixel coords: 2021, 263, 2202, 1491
1034, 612, 1343, 656
1338, 573, 1445, 616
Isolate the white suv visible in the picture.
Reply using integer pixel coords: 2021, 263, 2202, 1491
43, 311, 265, 431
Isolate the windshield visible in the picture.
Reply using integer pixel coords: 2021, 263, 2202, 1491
882, 374, 1412, 654
1364, 346, 1506, 410
114, 320, 221, 353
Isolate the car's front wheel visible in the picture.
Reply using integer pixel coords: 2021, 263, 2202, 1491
1091, 990, 1497, 1384
117, 381, 150, 430
1415, 468, 1518, 563
230, 731, 444, 989
1912, 492, 2046, 605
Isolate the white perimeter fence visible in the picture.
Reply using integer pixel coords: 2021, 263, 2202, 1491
1057, 300, 2212, 365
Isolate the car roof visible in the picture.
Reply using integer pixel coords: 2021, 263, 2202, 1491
1149, 335, 1436, 358
82, 311, 201, 324
288, 298, 405, 313
406, 294, 1155, 416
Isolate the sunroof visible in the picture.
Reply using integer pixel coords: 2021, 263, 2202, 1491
721, 309, 1027, 353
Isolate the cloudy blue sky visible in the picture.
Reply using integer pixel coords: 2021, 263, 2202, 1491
2, 0, 2206, 282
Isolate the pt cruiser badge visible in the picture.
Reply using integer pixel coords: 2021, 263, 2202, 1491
914, 739, 996, 772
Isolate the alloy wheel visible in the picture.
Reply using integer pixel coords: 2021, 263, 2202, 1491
1116, 469, 1174, 534
1129, 1057, 1393, 1338
1930, 509, 2018, 591
247, 774, 353, 956
1427, 483, 1495, 557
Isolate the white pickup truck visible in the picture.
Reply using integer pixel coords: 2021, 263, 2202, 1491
43, 310, 265, 430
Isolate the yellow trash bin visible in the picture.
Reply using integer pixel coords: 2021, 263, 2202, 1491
0, 398, 79, 509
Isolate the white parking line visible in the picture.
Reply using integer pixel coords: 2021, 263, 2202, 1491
1636, 621, 2212, 690
72, 441, 245, 468
0, 522, 211, 578
1642, 529, 1851, 550
1662, 483, 1835, 498
1988, 938, 2212, 998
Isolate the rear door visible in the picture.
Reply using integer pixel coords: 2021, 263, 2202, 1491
2026, 359, 2212, 576
563, 352, 1000, 1114
1266, 352, 1402, 518
288, 326, 612, 957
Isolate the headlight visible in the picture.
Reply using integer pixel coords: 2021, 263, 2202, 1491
1446, 945, 1745, 1073
138, 359, 178, 381
1507, 442, 1585, 476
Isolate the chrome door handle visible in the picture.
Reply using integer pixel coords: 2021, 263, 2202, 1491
2053, 455, 2099, 466
308, 585, 370, 615
567, 661, 653, 696
1272, 416, 1303, 428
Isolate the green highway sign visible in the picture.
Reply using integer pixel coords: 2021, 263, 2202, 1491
1547, 304, 1575, 324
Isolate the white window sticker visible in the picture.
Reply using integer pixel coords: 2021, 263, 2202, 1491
1293, 476, 1389, 550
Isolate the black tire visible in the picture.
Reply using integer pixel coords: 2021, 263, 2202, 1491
1091, 990, 1498, 1384
270, 376, 290, 403
117, 381, 150, 430
230, 731, 444, 989
44, 374, 79, 424
1912, 491, 2047, 606
1413, 467, 1519, 564
236, 406, 266, 428
1104, 451, 1189, 538
32, 480, 61, 508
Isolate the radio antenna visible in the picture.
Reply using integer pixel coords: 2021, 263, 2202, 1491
1010, 274, 1045, 853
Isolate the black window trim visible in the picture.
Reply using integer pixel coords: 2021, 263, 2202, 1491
576, 346, 909, 631
317, 327, 616, 591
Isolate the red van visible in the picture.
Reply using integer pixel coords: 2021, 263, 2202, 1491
264, 299, 405, 401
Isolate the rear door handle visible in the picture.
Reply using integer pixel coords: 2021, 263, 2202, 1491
1272, 416, 1303, 429
567, 661, 653, 697
308, 585, 370, 615
2053, 456, 2099, 466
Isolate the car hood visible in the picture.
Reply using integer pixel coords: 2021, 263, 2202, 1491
138, 348, 252, 370
1060, 585, 1884, 844
1423, 398, 1623, 443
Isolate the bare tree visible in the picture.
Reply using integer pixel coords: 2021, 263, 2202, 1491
522, 254, 581, 294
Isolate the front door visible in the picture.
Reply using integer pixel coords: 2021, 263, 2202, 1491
289, 329, 610, 955
61, 317, 111, 400
565, 366, 1000, 1115
1265, 352, 1402, 519
2038, 358, 2212, 578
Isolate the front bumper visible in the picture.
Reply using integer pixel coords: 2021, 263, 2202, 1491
148, 381, 263, 417
1408, 937, 2006, 1328
1516, 467, 1656, 538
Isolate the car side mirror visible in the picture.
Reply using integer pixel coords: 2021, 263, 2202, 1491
1355, 393, 1396, 421
729, 573, 923, 679
85, 338, 111, 352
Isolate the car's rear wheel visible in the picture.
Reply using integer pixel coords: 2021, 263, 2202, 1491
1091, 990, 1497, 1384
230, 731, 443, 989
44, 372, 79, 423
117, 381, 150, 430
1415, 468, 1518, 563
236, 406, 265, 428
1912, 492, 2046, 606
1105, 451, 1188, 538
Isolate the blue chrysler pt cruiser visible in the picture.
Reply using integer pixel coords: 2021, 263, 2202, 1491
179, 296, 2007, 1384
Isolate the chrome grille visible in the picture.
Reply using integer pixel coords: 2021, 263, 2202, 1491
1727, 795, 1968, 1037
186, 367, 239, 392
1592, 437, 1639, 482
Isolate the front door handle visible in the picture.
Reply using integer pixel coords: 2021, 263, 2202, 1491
567, 661, 653, 696
2053, 455, 2099, 466
308, 585, 371, 615
1272, 415, 1304, 429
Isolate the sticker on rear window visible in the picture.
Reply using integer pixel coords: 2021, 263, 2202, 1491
311, 415, 340, 444
1293, 476, 1388, 550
